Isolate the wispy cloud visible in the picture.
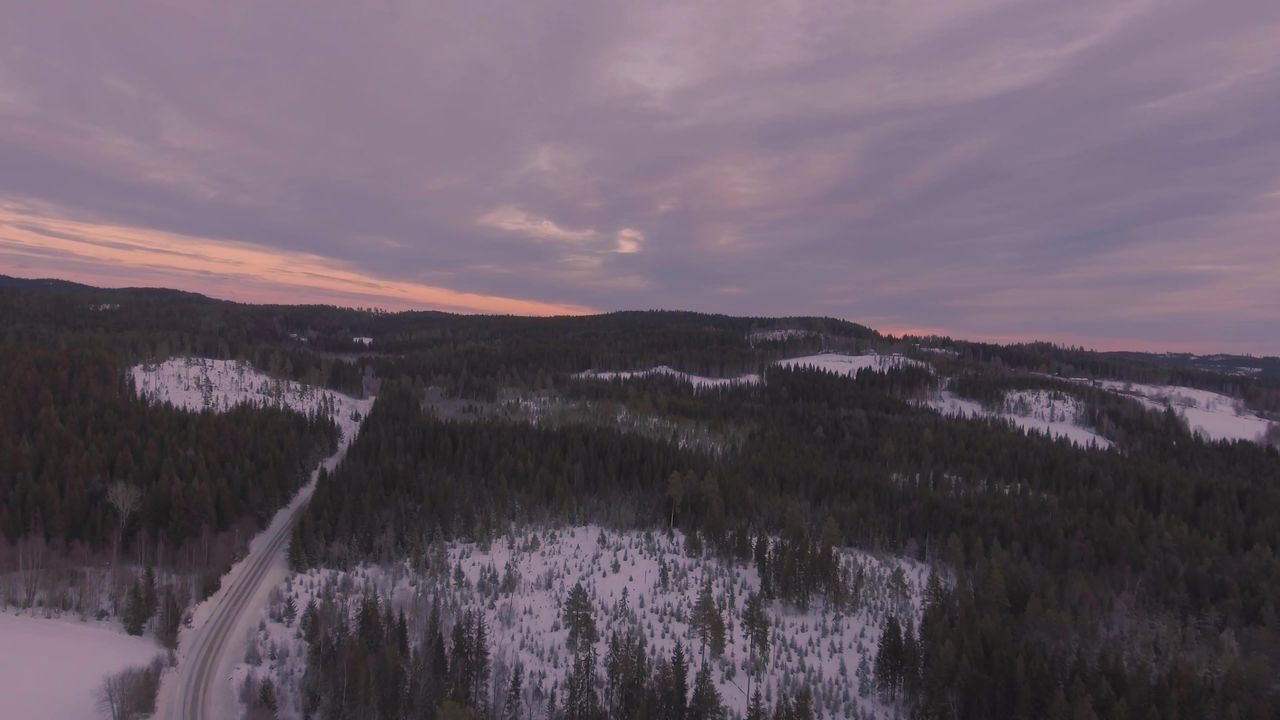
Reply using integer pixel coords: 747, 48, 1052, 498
2, 1, 1279, 352
476, 205, 598, 244
0, 199, 591, 315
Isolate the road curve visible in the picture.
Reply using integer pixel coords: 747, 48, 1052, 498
165, 402, 369, 720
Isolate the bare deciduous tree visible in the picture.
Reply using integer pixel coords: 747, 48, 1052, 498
106, 482, 141, 567
16, 534, 45, 609
97, 658, 162, 720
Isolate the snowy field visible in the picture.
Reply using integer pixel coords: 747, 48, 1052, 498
131, 357, 370, 441
0, 611, 161, 720
926, 389, 1112, 449
243, 526, 933, 720
1089, 380, 1273, 443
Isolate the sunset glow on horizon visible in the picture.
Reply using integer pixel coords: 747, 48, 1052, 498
2, 1, 1278, 353
0, 200, 593, 316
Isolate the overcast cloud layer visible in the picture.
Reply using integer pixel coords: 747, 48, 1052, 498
2, 1, 1278, 353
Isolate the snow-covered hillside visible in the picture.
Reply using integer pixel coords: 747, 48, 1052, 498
131, 357, 369, 440
0, 611, 161, 720
576, 365, 763, 389
774, 353, 929, 377
243, 526, 933, 720
1087, 380, 1273, 443
926, 389, 1112, 449
577, 352, 929, 390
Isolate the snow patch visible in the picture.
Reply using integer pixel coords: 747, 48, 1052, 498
1087, 380, 1273, 444
747, 329, 817, 344
131, 358, 368, 439
926, 390, 1111, 449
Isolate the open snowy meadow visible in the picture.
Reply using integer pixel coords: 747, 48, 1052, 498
0, 611, 162, 720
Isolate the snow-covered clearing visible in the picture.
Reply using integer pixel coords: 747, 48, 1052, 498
774, 353, 929, 377
926, 389, 1112, 449
0, 611, 161, 720
131, 357, 368, 425
245, 526, 933, 720
748, 329, 817, 345
576, 353, 930, 390
576, 365, 763, 389
1086, 380, 1273, 444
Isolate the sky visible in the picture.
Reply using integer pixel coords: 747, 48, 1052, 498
1, 1, 1278, 354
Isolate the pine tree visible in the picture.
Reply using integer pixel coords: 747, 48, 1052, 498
740, 591, 770, 700
790, 687, 814, 720
687, 662, 724, 720
301, 599, 320, 645
655, 643, 689, 720
747, 689, 766, 720
503, 663, 524, 720
563, 649, 603, 720
691, 580, 725, 662
875, 615, 904, 700
563, 582, 598, 652
283, 595, 298, 627
142, 566, 158, 618
122, 579, 148, 636
157, 588, 183, 649
258, 678, 278, 712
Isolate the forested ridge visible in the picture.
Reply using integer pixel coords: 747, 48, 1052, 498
3, 277, 1279, 717
0, 283, 353, 633
294, 362, 1280, 718
0, 345, 336, 550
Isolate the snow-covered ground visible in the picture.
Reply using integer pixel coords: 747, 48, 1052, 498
245, 526, 933, 720
576, 365, 763, 389
131, 357, 368, 425
1086, 380, 1273, 444
0, 611, 161, 720
774, 353, 930, 377
926, 389, 1112, 449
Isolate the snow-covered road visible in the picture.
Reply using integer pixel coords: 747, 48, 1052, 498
133, 358, 374, 720
159, 416, 367, 720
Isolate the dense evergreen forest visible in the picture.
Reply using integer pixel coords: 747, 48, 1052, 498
0, 281, 354, 629
294, 367, 1280, 718
3, 276, 1279, 717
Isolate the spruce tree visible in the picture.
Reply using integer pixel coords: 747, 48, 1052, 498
283, 595, 298, 627
503, 663, 523, 720
875, 615, 904, 700
122, 579, 148, 636
691, 581, 725, 661
687, 662, 724, 720
563, 582, 598, 652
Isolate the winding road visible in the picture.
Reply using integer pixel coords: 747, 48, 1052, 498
164, 398, 370, 720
